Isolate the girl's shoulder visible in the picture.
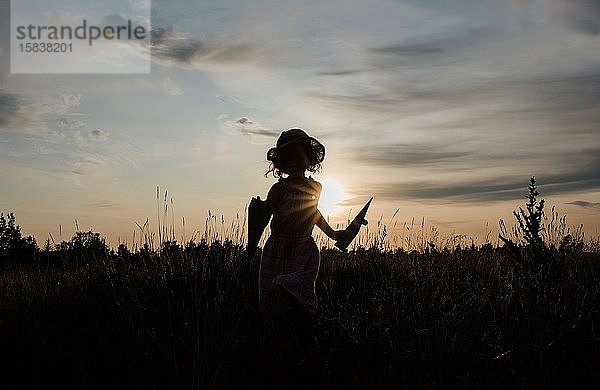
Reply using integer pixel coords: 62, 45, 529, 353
266, 180, 285, 203
278, 176, 321, 195
306, 175, 322, 191
279, 175, 320, 185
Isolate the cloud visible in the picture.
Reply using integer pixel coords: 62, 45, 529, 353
41, 9, 86, 26
62, 94, 82, 109
338, 195, 372, 208
371, 42, 445, 57
69, 153, 108, 176
508, 72, 600, 120
215, 93, 244, 104
548, 0, 600, 35
512, 0, 600, 36
0, 90, 84, 139
73, 129, 110, 146
0, 91, 58, 138
101, 12, 150, 31
0, 92, 20, 129
351, 150, 600, 203
150, 25, 272, 71
311, 25, 496, 80
90, 129, 109, 141
309, 68, 600, 177
309, 68, 600, 119
25, 137, 55, 155
368, 26, 495, 62
352, 142, 475, 167
355, 175, 599, 203
566, 200, 600, 209
57, 118, 86, 129
218, 114, 280, 144
71, 161, 99, 175
162, 77, 184, 96
316, 69, 367, 76
87, 201, 120, 208
41, 10, 150, 43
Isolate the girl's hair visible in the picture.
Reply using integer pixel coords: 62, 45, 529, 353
264, 143, 322, 178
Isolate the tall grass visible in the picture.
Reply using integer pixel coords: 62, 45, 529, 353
1, 235, 599, 389
1, 188, 599, 389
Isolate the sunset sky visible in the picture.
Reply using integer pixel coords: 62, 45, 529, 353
1, 0, 599, 248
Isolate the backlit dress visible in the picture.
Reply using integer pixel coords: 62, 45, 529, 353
258, 176, 322, 317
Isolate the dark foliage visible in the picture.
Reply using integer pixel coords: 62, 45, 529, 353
0, 233, 598, 389
498, 176, 583, 281
0, 212, 38, 264
0, 173, 598, 389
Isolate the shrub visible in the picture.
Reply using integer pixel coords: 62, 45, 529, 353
514, 176, 545, 263
56, 230, 110, 262
0, 212, 38, 264
499, 176, 549, 272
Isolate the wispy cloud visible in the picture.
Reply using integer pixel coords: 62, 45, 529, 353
72, 129, 109, 147
162, 77, 184, 96
70, 152, 110, 176
544, 0, 600, 35
566, 200, 600, 210
368, 26, 496, 65
0, 90, 85, 140
150, 25, 273, 71
57, 118, 87, 129
316, 69, 367, 76
352, 142, 475, 167
90, 129, 110, 141
352, 161, 600, 203
308, 69, 600, 124
314, 67, 600, 187
0, 92, 20, 129
218, 114, 280, 144
71, 161, 99, 176
87, 201, 120, 208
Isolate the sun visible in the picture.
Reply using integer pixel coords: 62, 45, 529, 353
318, 178, 346, 217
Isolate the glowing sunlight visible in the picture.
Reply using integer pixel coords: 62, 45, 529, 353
319, 178, 346, 217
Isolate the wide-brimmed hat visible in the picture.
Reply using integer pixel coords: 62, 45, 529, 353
267, 128, 325, 164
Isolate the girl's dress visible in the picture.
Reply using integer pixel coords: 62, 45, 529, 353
258, 176, 322, 318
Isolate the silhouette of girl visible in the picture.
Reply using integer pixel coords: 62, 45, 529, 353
258, 128, 347, 364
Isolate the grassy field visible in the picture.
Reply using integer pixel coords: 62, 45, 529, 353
1, 179, 599, 389
1, 232, 599, 389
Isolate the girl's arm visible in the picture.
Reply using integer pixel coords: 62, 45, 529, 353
265, 181, 284, 212
315, 209, 345, 241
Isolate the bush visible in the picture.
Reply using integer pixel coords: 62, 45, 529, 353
61, 230, 110, 261
499, 176, 550, 272
0, 212, 38, 264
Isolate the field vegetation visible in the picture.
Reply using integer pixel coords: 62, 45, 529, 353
1, 177, 599, 389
